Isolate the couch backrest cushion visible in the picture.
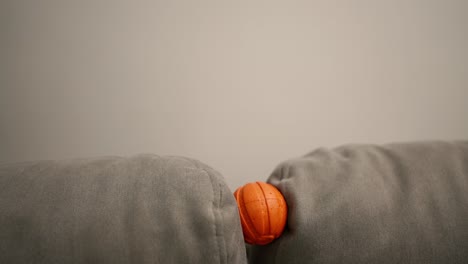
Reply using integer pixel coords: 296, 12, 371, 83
249, 141, 468, 264
0, 155, 246, 264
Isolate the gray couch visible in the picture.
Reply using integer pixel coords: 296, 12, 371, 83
0, 155, 246, 264
1, 141, 467, 263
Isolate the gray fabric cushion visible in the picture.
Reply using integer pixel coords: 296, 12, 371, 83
249, 141, 468, 264
0, 154, 246, 264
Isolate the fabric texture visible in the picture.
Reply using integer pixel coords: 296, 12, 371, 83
0, 154, 247, 264
249, 141, 468, 264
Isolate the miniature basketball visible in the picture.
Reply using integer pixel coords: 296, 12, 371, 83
234, 182, 288, 245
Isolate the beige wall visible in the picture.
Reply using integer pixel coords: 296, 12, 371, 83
2, 0, 468, 189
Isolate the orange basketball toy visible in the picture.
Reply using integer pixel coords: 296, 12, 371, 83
234, 182, 288, 245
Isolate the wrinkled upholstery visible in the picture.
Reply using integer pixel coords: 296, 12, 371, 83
249, 141, 468, 264
0, 154, 247, 264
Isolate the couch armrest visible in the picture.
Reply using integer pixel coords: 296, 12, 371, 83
0, 154, 246, 264
249, 141, 468, 264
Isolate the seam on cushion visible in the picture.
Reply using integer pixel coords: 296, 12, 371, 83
202, 168, 226, 264
180, 157, 226, 264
